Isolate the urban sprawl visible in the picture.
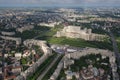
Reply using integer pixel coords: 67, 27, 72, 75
0, 8, 120, 80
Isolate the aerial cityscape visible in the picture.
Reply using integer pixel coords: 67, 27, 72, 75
0, 0, 120, 80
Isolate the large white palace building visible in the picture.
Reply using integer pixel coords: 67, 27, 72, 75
55, 26, 107, 41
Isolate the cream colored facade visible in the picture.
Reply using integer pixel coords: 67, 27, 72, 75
0, 35, 21, 45
65, 47, 118, 80
23, 39, 52, 55
55, 26, 106, 41
17, 25, 34, 33
65, 47, 115, 60
1, 31, 15, 36
38, 22, 61, 28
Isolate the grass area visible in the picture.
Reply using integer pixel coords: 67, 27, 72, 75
48, 37, 96, 47
36, 24, 64, 40
42, 54, 64, 80
27, 53, 57, 80
20, 57, 28, 65
48, 37, 113, 50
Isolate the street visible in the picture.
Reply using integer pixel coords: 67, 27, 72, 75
37, 54, 62, 80
108, 29, 120, 67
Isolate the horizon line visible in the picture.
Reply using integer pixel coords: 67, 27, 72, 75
0, 5, 120, 8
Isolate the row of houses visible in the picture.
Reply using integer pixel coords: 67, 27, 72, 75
49, 56, 64, 80
23, 39, 52, 55
15, 55, 48, 80
0, 36, 21, 45
14, 39, 52, 80
49, 47, 119, 80
65, 47, 119, 80
16, 25, 34, 33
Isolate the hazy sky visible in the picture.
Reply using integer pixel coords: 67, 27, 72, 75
0, 0, 120, 7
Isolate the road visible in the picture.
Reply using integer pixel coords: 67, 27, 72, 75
108, 29, 120, 67
37, 54, 62, 80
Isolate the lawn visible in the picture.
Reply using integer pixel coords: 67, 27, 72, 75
36, 24, 64, 40
47, 37, 113, 50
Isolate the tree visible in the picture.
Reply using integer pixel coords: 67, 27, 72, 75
21, 58, 27, 64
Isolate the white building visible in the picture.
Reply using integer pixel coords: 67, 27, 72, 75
17, 25, 34, 33
11, 66, 22, 74
22, 50, 31, 58
55, 26, 107, 41
1, 31, 15, 36
65, 70, 73, 80
65, 47, 114, 59
23, 39, 52, 55
38, 22, 61, 28
0, 35, 21, 45
50, 57, 64, 80
15, 53, 22, 60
